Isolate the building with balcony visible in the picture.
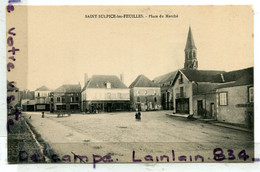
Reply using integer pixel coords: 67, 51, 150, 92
172, 69, 223, 115
129, 75, 161, 111
34, 85, 51, 111
81, 74, 130, 113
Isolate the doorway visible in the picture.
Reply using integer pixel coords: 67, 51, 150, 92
197, 100, 203, 116
107, 103, 112, 112
176, 98, 189, 114
210, 103, 215, 118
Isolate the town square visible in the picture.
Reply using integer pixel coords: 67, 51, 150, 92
5, 6, 254, 166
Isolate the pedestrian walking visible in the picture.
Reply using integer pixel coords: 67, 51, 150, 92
135, 111, 141, 121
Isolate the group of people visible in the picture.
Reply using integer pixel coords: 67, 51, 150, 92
135, 111, 141, 121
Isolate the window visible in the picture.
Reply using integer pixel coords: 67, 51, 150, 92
38, 93, 40, 97
107, 93, 111, 99
62, 97, 65, 102
57, 97, 60, 102
106, 82, 111, 89
137, 97, 140, 102
71, 97, 74, 102
249, 87, 254, 103
57, 105, 62, 110
179, 75, 183, 84
154, 97, 157, 102
219, 92, 228, 105
76, 97, 79, 102
193, 51, 196, 58
180, 87, 184, 97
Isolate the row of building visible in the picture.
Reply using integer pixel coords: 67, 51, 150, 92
10, 26, 254, 128
18, 73, 161, 113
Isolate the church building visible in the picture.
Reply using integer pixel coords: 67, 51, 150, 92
154, 26, 224, 117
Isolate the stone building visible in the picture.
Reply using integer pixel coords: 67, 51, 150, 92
153, 26, 225, 116
172, 69, 223, 116
153, 26, 200, 111
19, 89, 35, 111
81, 74, 130, 113
153, 71, 177, 110
49, 84, 81, 112
216, 67, 253, 128
34, 85, 51, 111
129, 74, 161, 111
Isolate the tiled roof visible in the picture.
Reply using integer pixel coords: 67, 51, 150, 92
35, 85, 50, 91
180, 69, 225, 83
185, 26, 197, 50
54, 84, 81, 93
19, 90, 35, 100
217, 67, 253, 88
82, 75, 128, 91
153, 70, 178, 84
129, 75, 159, 88
194, 83, 219, 95
221, 67, 253, 83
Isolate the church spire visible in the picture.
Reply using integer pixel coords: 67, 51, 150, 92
185, 26, 197, 50
184, 26, 198, 70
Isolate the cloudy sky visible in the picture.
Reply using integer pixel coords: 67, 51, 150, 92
7, 6, 253, 90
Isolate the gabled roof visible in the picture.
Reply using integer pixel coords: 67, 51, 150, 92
19, 90, 35, 100
54, 84, 81, 93
153, 70, 178, 84
129, 75, 159, 88
217, 67, 253, 88
35, 85, 50, 91
82, 75, 128, 91
180, 69, 225, 83
185, 26, 197, 50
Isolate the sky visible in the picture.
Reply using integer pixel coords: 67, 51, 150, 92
7, 6, 254, 90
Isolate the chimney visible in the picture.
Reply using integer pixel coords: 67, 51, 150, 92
120, 73, 124, 83
84, 73, 88, 85
220, 73, 225, 82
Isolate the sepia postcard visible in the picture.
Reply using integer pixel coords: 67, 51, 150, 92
3, 3, 258, 170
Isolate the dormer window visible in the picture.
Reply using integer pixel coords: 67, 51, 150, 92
106, 82, 111, 89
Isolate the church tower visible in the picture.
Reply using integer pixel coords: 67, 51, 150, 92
184, 26, 198, 70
